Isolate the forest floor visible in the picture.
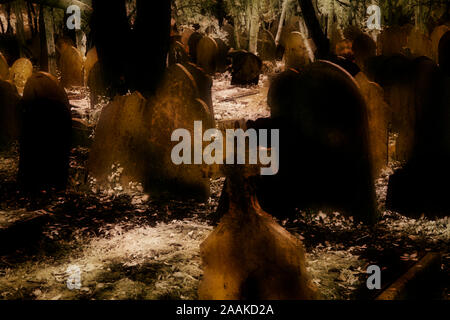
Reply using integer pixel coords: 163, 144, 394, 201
0, 72, 448, 300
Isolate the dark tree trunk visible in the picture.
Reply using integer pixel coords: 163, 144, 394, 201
297, 0, 330, 59
91, 0, 171, 98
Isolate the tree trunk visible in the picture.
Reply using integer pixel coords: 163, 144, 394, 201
12, 0, 26, 57
248, 0, 260, 54
297, 0, 329, 59
40, 5, 57, 75
275, 0, 290, 46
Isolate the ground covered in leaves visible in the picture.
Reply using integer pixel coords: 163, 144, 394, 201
0, 71, 448, 300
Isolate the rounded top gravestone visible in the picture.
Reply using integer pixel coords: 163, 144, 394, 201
188, 32, 203, 63
431, 25, 449, 63
196, 36, 219, 74
59, 46, 84, 88
10, 58, 33, 92
258, 29, 276, 61
284, 32, 310, 71
23, 72, 69, 107
438, 31, 450, 75
84, 47, 98, 84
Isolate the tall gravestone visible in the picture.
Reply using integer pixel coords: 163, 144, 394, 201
18, 72, 72, 191
9, 58, 33, 94
260, 61, 378, 223
196, 36, 219, 74
188, 32, 203, 63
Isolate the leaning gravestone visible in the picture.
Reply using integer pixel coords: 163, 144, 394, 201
284, 32, 310, 71
230, 50, 262, 85
84, 47, 98, 85
355, 72, 389, 177
372, 54, 416, 163
9, 58, 33, 94
182, 62, 214, 119
258, 29, 276, 61
168, 41, 189, 66
59, 46, 84, 88
0, 52, 9, 80
18, 72, 72, 191
0, 79, 21, 149
196, 36, 219, 74
431, 25, 449, 64
386, 57, 449, 216
188, 32, 203, 63
89, 64, 214, 200
260, 61, 378, 222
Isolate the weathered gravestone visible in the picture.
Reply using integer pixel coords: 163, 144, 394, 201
431, 25, 449, 64
406, 29, 433, 58
181, 28, 194, 48
355, 72, 389, 177
230, 50, 262, 85
0, 79, 21, 149
18, 72, 72, 191
84, 47, 98, 85
168, 41, 189, 66
284, 32, 310, 71
182, 62, 214, 119
214, 38, 229, 73
89, 64, 214, 200
9, 58, 33, 94
196, 36, 219, 74
379, 25, 412, 56
370, 54, 416, 163
258, 29, 276, 61
199, 165, 318, 300
260, 61, 378, 222
386, 57, 449, 216
439, 31, 450, 76
0, 52, 9, 80
188, 32, 203, 63
59, 45, 84, 88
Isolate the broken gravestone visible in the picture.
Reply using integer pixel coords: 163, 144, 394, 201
18, 72, 72, 191
0, 79, 21, 149
59, 45, 84, 88
284, 32, 310, 71
230, 50, 262, 85
196, 36, 219, 74
9, 58, 33, 94
261, 61, 378, 223
0, 52, 9, 80
199, 165, 318, 300
89, 64, 214, 200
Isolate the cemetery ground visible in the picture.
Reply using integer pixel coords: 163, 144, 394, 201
0, 72, 449, 301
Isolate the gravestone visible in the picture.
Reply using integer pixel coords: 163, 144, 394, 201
181, 28, 194, 48
196, 36, 219, 74
18, 73, 72, 191
379, 25, 412, 56
214, 38, 229, 73
89, 64, 214, 200
258, 29, 276, 61
284, 32, 310, 71
87, 62, 108, 108
0, 80, 21, 149
0, 52, 9, 80
168, 41, 189, 66
230, 50, 262, 85
355, 72, 389, 177
352, 33, 376, 73
431, 25, 449, 64
59, 46, 84, 87
335, 39, 354, 60
183, 62, 214, 119
23, 72, 69, 106
84, 47, 98, 85
439, 31, 450, 76
261, 61, 378, 222
372, 55, 416, 163
9, 58, 33, 94
406, 29, 433, 58
386, 57, 449, 216
188, 32, 203, 63
199, 166, 317, 300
